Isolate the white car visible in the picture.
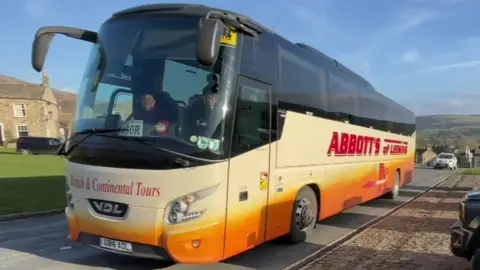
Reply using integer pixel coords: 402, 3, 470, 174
434, 152, 458, 170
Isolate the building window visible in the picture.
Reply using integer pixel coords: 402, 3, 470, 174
13, 104, 27, 117
17, 125, 29, 137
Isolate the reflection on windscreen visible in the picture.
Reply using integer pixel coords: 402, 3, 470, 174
163, 60, 213, 103
75, 15, 234, 158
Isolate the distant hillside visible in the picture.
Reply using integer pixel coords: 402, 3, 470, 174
416, 115, 480, 137
416, 114, 480, 149
53, 89, 77, 114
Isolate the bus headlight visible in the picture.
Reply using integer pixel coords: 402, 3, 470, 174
164, 184, 219, 224
66, 184, 74, 209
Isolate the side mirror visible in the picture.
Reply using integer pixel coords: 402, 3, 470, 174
196, 18, 225, 66
32, 26, 97, 72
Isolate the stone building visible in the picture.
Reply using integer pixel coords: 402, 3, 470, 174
0, 71, 60, 144
415, 144, 438, 165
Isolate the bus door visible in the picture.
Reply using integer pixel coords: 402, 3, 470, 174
223, 76, 273, 258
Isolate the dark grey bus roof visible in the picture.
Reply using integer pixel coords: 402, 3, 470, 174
111, 3, 414, 116
112, 4, 339, 67
112, 3, 272, 34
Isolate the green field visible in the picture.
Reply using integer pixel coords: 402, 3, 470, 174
0, 148, 66, 215
461, 168, 480, 175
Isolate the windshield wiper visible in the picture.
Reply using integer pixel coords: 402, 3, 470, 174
67, 133, 196, 168
58, 128, 127, 156
111, 136, 196, 168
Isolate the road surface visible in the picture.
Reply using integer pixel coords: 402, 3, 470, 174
0, 168, 454, 270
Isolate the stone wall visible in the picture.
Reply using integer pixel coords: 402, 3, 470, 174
422, 150, 437, 165
0, 98, 59, 143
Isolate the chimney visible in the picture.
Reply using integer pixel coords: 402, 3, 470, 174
42, 70, 50, 87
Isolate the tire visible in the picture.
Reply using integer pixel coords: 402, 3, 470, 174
383, 171, 400, 200
285, 186, 318, 244
20, 149, 31, 155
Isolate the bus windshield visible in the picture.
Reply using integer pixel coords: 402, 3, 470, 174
72, 14, 237, 166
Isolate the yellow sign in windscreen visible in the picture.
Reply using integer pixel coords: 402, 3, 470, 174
220, 28, 237, 47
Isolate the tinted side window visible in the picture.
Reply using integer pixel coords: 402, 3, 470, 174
360, 88, 385, 127
21, 137, 33, 143
328, 69, 359, 121
231, 76, 271, 155
49, 139, 61, 146
278, 42, 327, 113
240, 34, 275, 84
112, 92, 133, 120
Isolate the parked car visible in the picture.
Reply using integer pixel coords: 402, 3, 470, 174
16, 136, 63, 155
433, 152, 457, 170
451, 187, 480, 269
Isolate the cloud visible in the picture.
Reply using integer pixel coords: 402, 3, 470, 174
401, 50, 422, 63
338, 4, 437, 72
393, 9, 437, 32
293, 7, 326, 28
448, 0, 467, 4
409, 0, 467, 4
426, 60, 480, 72
393, 37, 480, 76
24, 0, 51, 19
410, 92, 480, 115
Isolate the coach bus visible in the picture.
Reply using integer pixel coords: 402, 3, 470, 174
30, 3, 416, 263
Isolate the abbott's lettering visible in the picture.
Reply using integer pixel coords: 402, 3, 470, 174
327, 132, 409, 157
327, 132, 380, 156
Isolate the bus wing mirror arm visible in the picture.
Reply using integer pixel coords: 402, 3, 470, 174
32, 26, 98, 72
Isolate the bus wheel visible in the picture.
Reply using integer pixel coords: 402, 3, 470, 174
384, 171, 400, 200
286, 186, 318, 244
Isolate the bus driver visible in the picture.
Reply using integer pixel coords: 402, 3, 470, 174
129, 93, 173, 135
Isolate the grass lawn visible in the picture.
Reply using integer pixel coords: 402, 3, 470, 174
461, 168, 480, 175
0, 148, 67, 215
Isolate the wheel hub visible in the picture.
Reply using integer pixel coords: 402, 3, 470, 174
295, 198, 314, 230
393, 175, 400, 196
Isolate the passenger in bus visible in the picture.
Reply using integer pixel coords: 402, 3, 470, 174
203, 73, 218, 94
187, 91, 219, 132
187, 74, 219, 131
131, 93, 177, 135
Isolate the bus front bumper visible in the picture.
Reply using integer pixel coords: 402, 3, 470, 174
65, 207, 225, 263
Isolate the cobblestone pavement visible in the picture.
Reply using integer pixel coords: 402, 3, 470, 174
303, 174, 480, 270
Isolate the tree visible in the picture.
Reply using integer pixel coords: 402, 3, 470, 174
416, 135, 428, 148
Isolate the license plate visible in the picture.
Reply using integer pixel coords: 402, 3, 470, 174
99, 237, 133, 253
119, 120, 143, 137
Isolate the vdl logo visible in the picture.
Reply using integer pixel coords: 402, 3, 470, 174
88, 198, 129, 218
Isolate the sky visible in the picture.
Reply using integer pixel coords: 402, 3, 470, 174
0, 0, 479, 116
